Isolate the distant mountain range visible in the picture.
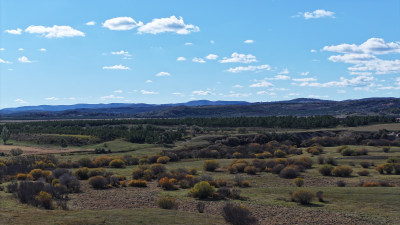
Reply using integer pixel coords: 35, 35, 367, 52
0, 98, 399, 119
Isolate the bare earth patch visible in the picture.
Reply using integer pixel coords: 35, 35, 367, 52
68, 181, 373, 225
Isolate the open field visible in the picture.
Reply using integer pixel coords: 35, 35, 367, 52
1, 120, 400, 225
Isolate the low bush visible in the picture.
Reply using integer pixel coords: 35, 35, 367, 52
28, 169, 52, 181
34, 191, 53, 209
360, 161, 370, 168
59, 173, 80, 193
357, 170, 370, 176
317, 156, 325, 164
159, 177, 177, 190
293, 178, 304, 187
52, 168, 71, 179
190, 181, 215, 199
109, 159, 126, 168
279, 166, 299, 179
203, 160, 219, 172
319, 165, 334, 176
88, 176, 108, 189
316, 191, 324, 202
74, 167, 89, 180
325, 157, 337, 166
222, 203, 257, 225
10, 148, 23, 156
332, 166, 353, 177
291, 188, 314, 205
128, 179, 147, 187
382, 146, 390, 153
157, 196, 178, 209
362, 182, 380, 187
274, 150, 286, 158
337, 180, 346, 187
244, 166, 257, 175
196, 202, 205, 213
156, 156, 170, 164
88, 168, 106, 178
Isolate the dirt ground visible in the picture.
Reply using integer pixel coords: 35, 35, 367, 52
68, 181, 374, 225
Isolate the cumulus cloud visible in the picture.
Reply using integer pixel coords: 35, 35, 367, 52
295, 9, 335, 19
324, 38, 400, 74
25, 25, 85, 38
249, 80, 273, 88
244, 40, 254, 44
192, 57, 206, 63
226, 64, 271, 73
156, 72, 171, 77
323, 38, 400, 55
141, 90, 159, 95
18, 56, 32, 63
0, 58, 11, 64
103, 17, 143, 30
310, 49, 317, 53
138, 16, 199, 34
177, 57, 186, 61
220, 52, 257, 63
102, 64, 130, 70
205, 54, 218, 60
295, 76, 374, 88
45, 97, 59, 101
15, 99, 27, 104
85, 21, 96, 26
100, 95, 124, 99
5, 28, 22, 35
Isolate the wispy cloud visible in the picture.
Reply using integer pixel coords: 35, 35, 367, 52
220, 52, 257, 63
192, 57, 206, 63
141, 90, 159, 94
5, 28, 22, 35
100, 95, 124, 99
294, 9, 335, 19
205, 54, 218, 60
85, 21, 96, 26
0, 58, 12, 64
249, 80, 273, 88
103, 17, 143, 30
25, 25, 85, 38
102, 64, 130, 70
226, 64, 271, 73
156, 72, 171, 76
18, 56, 32, 63
244, 40, 254, 44
15, 99, 27, 104
177, 57, 186, 61
45, 97, 59, 101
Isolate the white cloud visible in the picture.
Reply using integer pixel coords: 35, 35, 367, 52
45, 97, 59, 101
141, 90, 159, 95
192, 90, 213, 96
184, 42, 193, 46
85, 21, 96, 26
100, 95, 124, 99
296, 76, 374, 88
18, 56, 32, 63
257, 91, 277, 95
177, 57, 186, 61
138, 16, 199, 34
301, 72, 310, 76
205, 54, 218, 60
337, 90, 347, 93
292, 78, 317, 82
39, 48, 47, 52
0, 48, 4, 51
278, 68, 289, 74
15, 99, 27, 104
244, 40, 254, 44
18, 48, 24, 51
220, 52, 257, 63
103, 17, 143, 30
0, 58, 11, 64
5, 28, 22, 35
308, 95, 329, 98
172, 92, 184, 95
192, 57, 206, 63
111, 50, 131, 56
102, 64, 130, 70
250, 80, 273, 88
288, 93, 300, 96
226, 64, 271, 73
223, 92, 252, 98
310, 49, 317, 53
145, 80, 153, 83
233, 84, 243, 88
265, 75, 290, 80
114, 90, 123, 93
323, 38, 400, 55
156, 72, 171, 77
295, 9, 335, 19
25, 25, 85, 38
210, 40, 215, 44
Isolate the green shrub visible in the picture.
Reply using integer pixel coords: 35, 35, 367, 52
88, 168, 106, 178
332, 166, 353, 177
222, 203, 257, 225
109, 159, 126, 168
274, 150, 286, 158
279, 166, 299, 179
319, 165, 334, 176
291, 188, 314, 205
203, 160, 219, 172
382, 146, 390, 153
88, 176, 108, 189
244, 166, 257, 175
360, 161, 370, 168
357, 170, 370, 176
293, 178, 304, 187
341, 148, 355, 156
190, 181, 215, 199
382, 163, 394, 174
157, 196, 178, 209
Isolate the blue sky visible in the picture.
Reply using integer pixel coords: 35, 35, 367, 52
1, 0, 399, 108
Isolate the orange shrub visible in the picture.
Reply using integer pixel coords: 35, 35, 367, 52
156, 156, 170, 164
93, 156, 113, 167
159, 177, 177, 190
128, 179, 147, 187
